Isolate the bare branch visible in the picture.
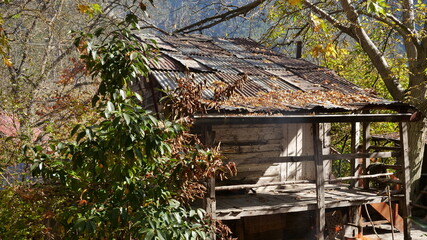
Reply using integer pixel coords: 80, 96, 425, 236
339, 0, 405, 100
301, 0, 354, 38
174, 0, 267, 34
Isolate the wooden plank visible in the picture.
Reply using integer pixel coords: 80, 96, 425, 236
399, 122, 411, 240
220, 143, 283, 154
222, 152, 399, 165
215, 184, 389, 220
362, 121, 371, 190
304, 123, 316, 180
287, 123, 298, 181
351, 122, 361, 188
345, 205, 361, 238
313, 123, 325, 240
368, 146, 401, 151
217, 173, 394, 190
215, 180, 313, 191
213, 126, 283, 142
324, 152, 399, 161
202, 126, 216, 240
327, 172, 394, 182
194, 113, 414, 125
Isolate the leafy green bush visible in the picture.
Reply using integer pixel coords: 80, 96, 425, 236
18, 12, 229, 239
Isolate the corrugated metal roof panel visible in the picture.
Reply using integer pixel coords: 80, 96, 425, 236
242, 58, 285, 70
229, 50, 263, 59
234, 67, 270, 76
290, 68, 363, 93
137, 34, 178, 52
264, 69, 323, 91
248, 75, 297, 91
151, 71, 183, 91
266, 55, 318, 69
163, 52, 210, 71
228, 38, 280, 55
191, 56, 246, 74
192, 73, 225, 100
215, 72, 268, 97
213, 37, 246, 51
149, 54, 183, 71
189, 40, 232, 57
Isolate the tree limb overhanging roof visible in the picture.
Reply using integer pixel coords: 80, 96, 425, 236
138, 33, 412, 115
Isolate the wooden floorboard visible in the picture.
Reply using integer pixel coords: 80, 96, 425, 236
216, 184, 389, 220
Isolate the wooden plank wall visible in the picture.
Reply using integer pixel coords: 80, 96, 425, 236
213, 123, 331, 188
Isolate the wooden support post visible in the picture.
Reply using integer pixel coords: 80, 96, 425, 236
345, 206, 362, 238
202, 126, 217, 239
313, 123, 325, 240
362, 121, 371, 190
351, 122, 361, 188
399, 122, 412, 240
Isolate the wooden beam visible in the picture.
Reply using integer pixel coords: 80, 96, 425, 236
324, 152, 399, 161
345, 206, 362, 237
368, 146, 401, 151
351, 122, 361, 188
327, 172, 394, 182
313, 123, 325, 240
362, 121, 371, 190
399, 122, 411, 240
202, 126, 217, 240
193, 113, 414, 125
215, 180, 313, 191
214, 173, 394, 190
245, 152, 399, 164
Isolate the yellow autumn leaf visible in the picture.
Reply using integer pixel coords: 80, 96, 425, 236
3, 56, 12, 67
311, 44, 324, 58
310, 13, 324, 32
325, 43, 337, 58
77, 4, 90, 14
288, 0, 302, 6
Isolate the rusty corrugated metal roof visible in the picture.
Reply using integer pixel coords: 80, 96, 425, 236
140, 33, 409, 114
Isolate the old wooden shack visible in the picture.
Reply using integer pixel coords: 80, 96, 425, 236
135, 33, 417, 240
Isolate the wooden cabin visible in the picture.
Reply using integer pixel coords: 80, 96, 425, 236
135, 33, 417, 240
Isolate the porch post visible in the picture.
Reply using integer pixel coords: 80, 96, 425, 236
313, 123, 325, 240
202, 126, 216, 239
350, 122, 361, 188
362, 121, 371, 190
399, 122, 412, 240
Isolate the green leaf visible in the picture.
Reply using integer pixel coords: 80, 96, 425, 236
107, 101, 115, 112
134, 148, 144, 161
123, 113, 131, 125
76, 131, 86, 142
75, 218, 86, 232
85, 128, 93, 141
135, 92, 143, 102
130, 51, 138, 61
120, 89, 127, 99
144, 229, 155, 240
71, 124, 81, 137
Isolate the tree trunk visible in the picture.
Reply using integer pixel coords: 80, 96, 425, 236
406, 120, 426, 199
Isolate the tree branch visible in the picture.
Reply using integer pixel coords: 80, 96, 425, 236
339, 0, 405, 100
174, 0, 266, 34
301, 0, 355, 38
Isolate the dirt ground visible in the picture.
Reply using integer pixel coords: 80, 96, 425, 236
362, 224, 427, 240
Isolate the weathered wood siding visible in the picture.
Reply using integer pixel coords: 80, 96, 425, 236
213, 123, 331, 186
